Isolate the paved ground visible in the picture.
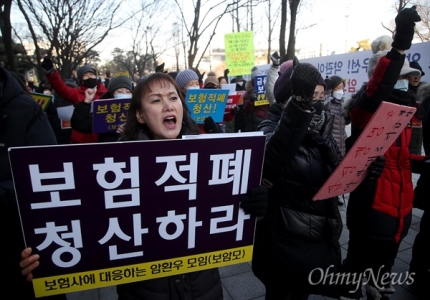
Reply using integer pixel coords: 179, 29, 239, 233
65, 172, 423, 300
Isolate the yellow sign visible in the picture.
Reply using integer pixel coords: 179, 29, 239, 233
32, 246, 252, 297
224, 31, 255, 77
30, 93, 52, 111
113, 71, 130, 77
254, 93, 270, 106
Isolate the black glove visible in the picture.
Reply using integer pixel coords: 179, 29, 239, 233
224, 69, 230, 79
203, 116, 222, 133
368, 156, 386, 180
41, 57, 55, 73
200, 72, 205, 84
270, 51, 281, 67
240, 185, 268, 217
391, 6, 421, 50
155, 62, 165, 73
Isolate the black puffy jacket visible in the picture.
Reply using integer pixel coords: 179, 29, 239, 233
252, 100, 343, 298
0, 67, 63, 299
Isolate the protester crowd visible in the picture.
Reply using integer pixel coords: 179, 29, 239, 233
1, 6, 429, 300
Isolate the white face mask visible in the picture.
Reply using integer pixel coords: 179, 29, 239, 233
332, 90, 344, 100
114, 94, 131, 99
187, 86, 200, 90
394, 79, 409, 92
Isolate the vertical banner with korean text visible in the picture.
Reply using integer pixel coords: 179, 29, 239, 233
224, 31, 255, 77
313, 102, 416, 200
9, 133, 265, 297
253, 75, 269, 106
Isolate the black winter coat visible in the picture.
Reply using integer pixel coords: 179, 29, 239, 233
252, 101, 343, 298
414, 83, 430, 210
117, 129, 223, 300
0, 67, 64, 299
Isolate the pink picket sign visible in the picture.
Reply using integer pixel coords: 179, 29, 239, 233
313, 101, 416, 200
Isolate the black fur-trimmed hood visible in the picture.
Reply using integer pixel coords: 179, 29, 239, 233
417, 82, 430, 103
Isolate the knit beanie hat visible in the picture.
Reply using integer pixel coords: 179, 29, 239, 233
175, 69, 199, 90
371, 35, 393, 54
204, 72, 219, 88
77, 65, 96, 83
251, 66, 262, 81
108, 76, 133, 94
291, 61, 326, 100
279, 60, 294, 74
367, 50, 389, 79
273, 63, 294, 103
368, 50, 421, 79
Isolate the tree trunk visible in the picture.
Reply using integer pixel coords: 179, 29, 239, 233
279, 0, 287, 60
267, 0, 272, 64
286, 0, 300, 61
0, 0, 16, 71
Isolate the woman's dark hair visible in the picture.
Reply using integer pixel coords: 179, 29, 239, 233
325, 75, 344, 91
121, 73, 199, 141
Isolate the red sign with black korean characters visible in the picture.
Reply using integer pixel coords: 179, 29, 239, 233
8, 133, 265, 297
313, 102, 416, 200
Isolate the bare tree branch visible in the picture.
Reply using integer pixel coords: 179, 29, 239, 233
14, 0, 144, 79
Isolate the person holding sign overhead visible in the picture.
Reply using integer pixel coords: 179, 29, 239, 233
250, 58, 344, 299
40, 57, 107, 143
70, 75, 133, 143
340, 7, 430, 300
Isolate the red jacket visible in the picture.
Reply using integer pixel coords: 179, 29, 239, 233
347, 49, 426, 243
47, 70, 107, 143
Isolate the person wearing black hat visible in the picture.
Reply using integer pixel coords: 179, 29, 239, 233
248, 58, 344, 299
40, 57, 107, 143
409, 82, 430, 300
71, 76, 133, 143
407, 61, 426, 155
408, 60, 426, 97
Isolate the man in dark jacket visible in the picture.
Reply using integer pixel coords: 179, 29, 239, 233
0, 66, 65, 299
340, 7, 429, 300
41, 57, 107, 143
408, 61, 426, 155
251, 59, 343, 299
409, 82, 430, 300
